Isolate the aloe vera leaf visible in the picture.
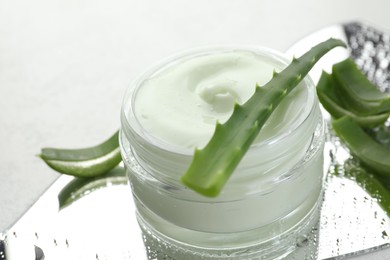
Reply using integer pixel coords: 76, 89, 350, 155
318, 91, 389, 127
41, 131, 119, 161
58, 167, 127, 209
39, 131, 122, 177
332, 58, 390, 115
317, 71, 389, 127
181, 38, 346, 197
332, 116, 390, 175
317, 71, 342, 103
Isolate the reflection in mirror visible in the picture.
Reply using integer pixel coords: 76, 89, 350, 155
58, 166, 127, 210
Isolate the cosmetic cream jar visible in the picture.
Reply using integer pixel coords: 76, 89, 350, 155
120, 46, 325, 259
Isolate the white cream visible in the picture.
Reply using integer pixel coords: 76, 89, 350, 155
134, 50, 309, 149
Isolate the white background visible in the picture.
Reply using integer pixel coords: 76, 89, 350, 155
1, 0, 390, 257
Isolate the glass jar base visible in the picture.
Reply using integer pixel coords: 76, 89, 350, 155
136, 193, 323, 260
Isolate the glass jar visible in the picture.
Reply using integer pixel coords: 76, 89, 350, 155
120, 46, 325, 259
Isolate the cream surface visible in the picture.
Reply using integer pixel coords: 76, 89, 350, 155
134, 50, 309, 149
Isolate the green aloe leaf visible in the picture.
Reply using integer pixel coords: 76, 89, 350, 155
39, 131, 122, 178
332, 116, 390, 176
181, 38, 346, 197
317, 71, 390, 127
332, 58, 390, 115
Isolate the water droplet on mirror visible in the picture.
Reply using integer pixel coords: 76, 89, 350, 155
382, 230, 389, 239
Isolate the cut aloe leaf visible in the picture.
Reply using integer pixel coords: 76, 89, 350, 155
332, 116, 390, 176
58, 167, 127, 209
332, 58, 390, 115
41, 131, 120, 161
181, 38, 346, 197
39, 131, 122, 177
317, 71, 342, 104
317, 71, 389, 127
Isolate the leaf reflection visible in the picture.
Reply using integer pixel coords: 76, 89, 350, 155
58, 166, 127, 210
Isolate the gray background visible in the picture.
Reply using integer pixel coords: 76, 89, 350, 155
0, 0, 389, 248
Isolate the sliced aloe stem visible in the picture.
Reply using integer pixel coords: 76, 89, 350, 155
41, 131, 120, 161
317, 71, 389, 127
39, 131, 122, 177
181, 38, 346, 197
332, 58, 390, 115
317, 71, 343, 102
332, 116, 390, 175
